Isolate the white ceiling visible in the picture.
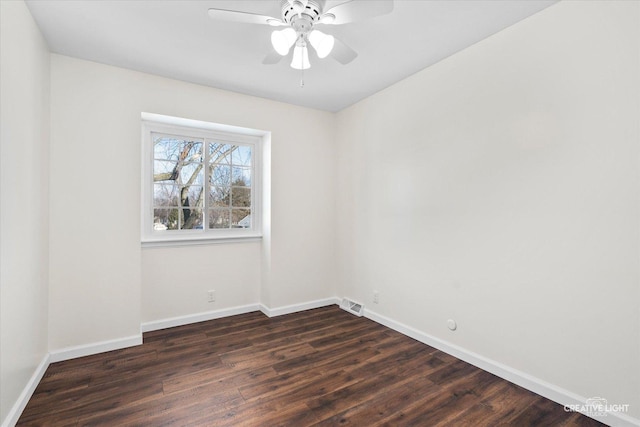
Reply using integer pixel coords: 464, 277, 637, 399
25, 0, 556, 112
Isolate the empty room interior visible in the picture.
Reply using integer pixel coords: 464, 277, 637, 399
1, 0, 639, 425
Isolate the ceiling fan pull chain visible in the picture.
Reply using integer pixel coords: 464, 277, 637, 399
300, 44, 305, 88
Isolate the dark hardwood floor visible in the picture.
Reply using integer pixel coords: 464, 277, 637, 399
18, 305, 603, 426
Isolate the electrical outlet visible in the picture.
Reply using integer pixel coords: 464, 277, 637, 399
207, 290, 215, 302
373, 290, 379, 304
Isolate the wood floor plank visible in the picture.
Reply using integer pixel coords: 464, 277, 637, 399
424, 370, 506, 426
78, 383, 243, 426
219, 342, 317, 370
20, 377, 164, 422
445, 380, 544, 426
306, 367, 437, 421
17, 305, 604, 426
275, 339, 383, 377
162, 364, 277, 396
506, 396, 583, 426
309, 353, 448, 426
237, 369, 325, 402
375, 370, 497, 426
240, 368, 355, 403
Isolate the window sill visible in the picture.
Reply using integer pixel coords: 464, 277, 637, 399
141, 234, 262, 248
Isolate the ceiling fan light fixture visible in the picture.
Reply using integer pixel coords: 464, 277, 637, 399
318, 13, 335, 24
271, 28, 297, 55
308, 30, 334, 59
291, 44, 311, 70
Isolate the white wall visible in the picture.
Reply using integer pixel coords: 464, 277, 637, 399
142, 244, 262, 322
0, 0, 51, 423
336, 0, 639, 420
49, 55, 336, 348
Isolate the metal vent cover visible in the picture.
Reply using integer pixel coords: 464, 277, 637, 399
340, 298, 364, 317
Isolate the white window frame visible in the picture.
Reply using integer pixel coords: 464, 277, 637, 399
141, 113, 265, 247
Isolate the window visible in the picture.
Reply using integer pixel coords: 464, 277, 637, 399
142, 113, 264, 245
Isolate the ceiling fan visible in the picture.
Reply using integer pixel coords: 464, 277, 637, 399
208, 0, 394, 70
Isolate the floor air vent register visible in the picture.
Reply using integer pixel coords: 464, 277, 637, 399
340, 298, 364, 317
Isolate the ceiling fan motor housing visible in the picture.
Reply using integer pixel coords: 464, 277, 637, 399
282, 0, 325, 30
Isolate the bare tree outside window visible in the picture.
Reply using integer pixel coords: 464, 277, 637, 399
152, 135, 252, 231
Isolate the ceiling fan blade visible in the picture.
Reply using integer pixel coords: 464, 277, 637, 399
330, 37, 358, 64
207, 8, 283, 26
262, 50, 284, 65
323, 0, 394, 25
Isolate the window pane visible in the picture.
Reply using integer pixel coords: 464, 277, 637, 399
181, 208, 203, 230
154, 137, 180, 160
209, 209, 231, 229
179, 163, 204, 185
210, 186, 229, 207
180, 185, 204, 209
232, 209, 251, 228
209, 143, 231, 164
231, 145, 252, 166
154, 137, 202, 163
210, 164, 231, 187
231, 187, 251, 207
154, 184, 179, 207
181, 142, 202, 163
231, 167, 251, 187
154, 208, 179, 230
153, 160, 176, 181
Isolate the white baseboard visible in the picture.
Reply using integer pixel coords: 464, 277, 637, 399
141, 298, 340, 331
141, 304, 260, 332
364, 308, 639, 427
1, 353, 50, 427
49, 334, 142, 363
260, 297, 340, 317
